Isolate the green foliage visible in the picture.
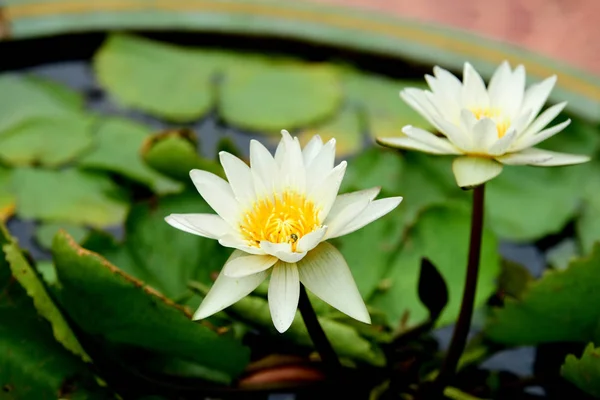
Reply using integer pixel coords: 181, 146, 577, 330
561, 343, 600, 398
52, 230, 251, 382
486, 243, 600, 345
35, 222, 88, 250
0, 167, 15, 221
298, 106, 363, 157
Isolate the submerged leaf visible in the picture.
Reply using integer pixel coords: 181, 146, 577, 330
486, 243, 600, 344
219, 63, 342, 133
79, 118, 182, 194
95, 34, 218, 122
52, 231, 250, 381
561, 343, 600, 398
13, 167, 129, 228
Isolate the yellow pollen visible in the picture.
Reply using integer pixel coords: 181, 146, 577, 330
470, 107, 510, 138
239, 191, 320, 252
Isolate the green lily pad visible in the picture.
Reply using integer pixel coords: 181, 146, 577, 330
0, 167, 15, 221
561, 343, 600, 398
370, 203, 501, 329
141, 128, 224, 181
79, 117, 183, 194
486, 163, 589, 242
26, 75, 85, 110
218, 62, 342, 133
52, 230, 250, 382
486, 243, 600, 345
13, 167, 129, 228
95, 34, 219, 122
0, 115, 94, 167
577, 159, 600, 255
0, 226, 107, 399
35, 222, 88, 250
342, 70, 432, 139
298, 106, 364, 157
83, 191, 230, 304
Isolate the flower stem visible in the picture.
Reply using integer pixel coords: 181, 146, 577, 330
298, 284, 342, 376
435, 184, 486, 389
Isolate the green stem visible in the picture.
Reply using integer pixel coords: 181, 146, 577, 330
298, 284, 342, 376
434, 184, 486, 389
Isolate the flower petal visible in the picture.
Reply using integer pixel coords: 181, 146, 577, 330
497, 148, 590, 166
471, 117, 499, 153
430, 114, 471, 150
279, 130, 306, 192
521, 75, 557, 126
323, 189, 378, 239
223, 251, 278, 278
519, 101, 567, 138
165, 213, 231, 239
302, 134, 323, 165
400, 88, 442, 128
402, 125, 462, 154
309, 161, 347, 222
331, 196, 403, 238
462, 62, 489, 109
305, 138, 336, 193
512, 119, 571, 151
219, 151, 255, 207
452, 156, 503, 188
504, 65, 526, 118
269, 261, 300, 333
250, 139, 279, 198
296, 226, 327, 253
488, 128, 517, 156
193, 267, 268, 320
219, 234, 265, 255
260, 241, 307, 263
377, 136, 457, 155
189, 169, 240, 225
488, 61, 512, 111
298, 242, 370, 324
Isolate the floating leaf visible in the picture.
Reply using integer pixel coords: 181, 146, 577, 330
0, 115, 94, 167
79, 118, 182, 194
561, 343, 600, 398
95, 34, 218, 122
486, 164, 589, 242
13, 167, 129, 228
219, 63, 341, 133
26, 75, 85, 110
486, 243, 600, 345
141, 128, 223, 181
298, 106, 363, 157
0, 167, 15, 221
35, 222, 88, 250
342, 70, 432, 139
577, 159, 600, 255
0, 226, 107, 399
83, 192, 230, 304
370, 203, 500, 329
52, 230, 250, 382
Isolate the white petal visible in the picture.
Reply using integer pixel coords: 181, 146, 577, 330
260, 241, 307, 263
433, 65, 463, 97
488, 128, 517, 156
219, 151, 255, 207
462, 62, 489, 109
521, 75, 557, 126
510, 110, 533, 136
165, 213, 231, 239
488, 61, 512, 110
308, 161, 347, 222
269, 262, 300, 333
520, 101, 567, 138
193, 267, 268, 320
331, 196, 403, 238
427, 67, 463, 121
512, 119, 571, 151
452, 156, 503, 188
302, 134, 323, 165
274, 136, 286, 167
377, 136, 459, 155
305, 138, 336, 193
430, 114, 471, 150
296, 226, 327, 253
250, 139, 278, 198
298, 242, 370, 324
279, 130, 306, 192
471, 118, 499, 153
400, 88, 442, 128
219, 234, 265, 255
323, 190, 376, 239
402, 125, 462, 154
504, 65, 526, 118
497, 148, 590, 166
223, 251, 278, 278
189, 170, 240, 225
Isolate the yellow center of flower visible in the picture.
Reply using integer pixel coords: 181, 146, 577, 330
239, 191, 320, 251
470, 107, 510, 138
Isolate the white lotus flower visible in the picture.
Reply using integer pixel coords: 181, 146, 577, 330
166, 130, 403, 333
377, 61, 590, 189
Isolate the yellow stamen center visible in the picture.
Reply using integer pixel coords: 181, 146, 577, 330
470, 107, 510, 138
239, 191, 320, 252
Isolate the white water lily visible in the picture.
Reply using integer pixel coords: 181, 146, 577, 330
377, 61, 590, 189
166, 130, 403, 333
